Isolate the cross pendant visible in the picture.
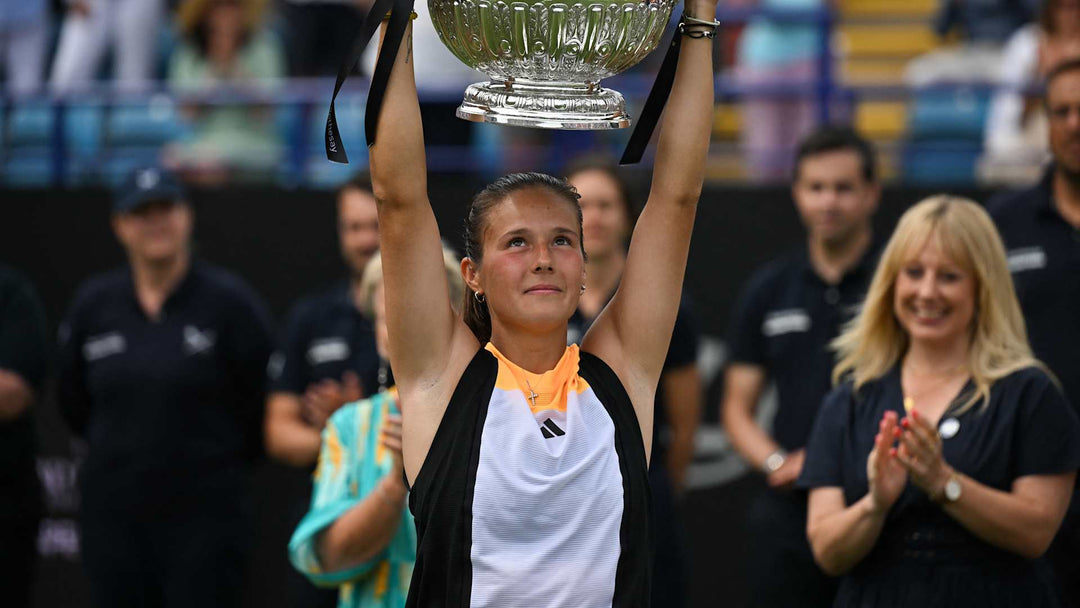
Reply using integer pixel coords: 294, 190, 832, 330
527, 389, 539, 408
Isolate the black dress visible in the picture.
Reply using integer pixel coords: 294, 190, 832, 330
798, 365, 1080, 608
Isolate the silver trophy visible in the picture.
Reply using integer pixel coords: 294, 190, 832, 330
428, 0, 676, 129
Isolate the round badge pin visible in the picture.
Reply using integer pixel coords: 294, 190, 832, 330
939, 418, 960, 439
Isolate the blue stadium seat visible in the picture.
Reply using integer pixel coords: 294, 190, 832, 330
901, 140, 981, 185
107, 96, 187, 144
2, 149, 53, 188
906, 87, 990, 142
7, 102, 52, 145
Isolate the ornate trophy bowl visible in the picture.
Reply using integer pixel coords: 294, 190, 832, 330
429, 0, 676, 129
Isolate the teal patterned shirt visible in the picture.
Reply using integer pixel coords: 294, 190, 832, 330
289, 391, 415, 608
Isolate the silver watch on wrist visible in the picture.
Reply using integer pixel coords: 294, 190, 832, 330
934, 471, 963, 503
942, 473, 963, 503
764, 450, 787, 474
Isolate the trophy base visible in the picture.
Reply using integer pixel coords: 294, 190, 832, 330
456, 79, 630, 130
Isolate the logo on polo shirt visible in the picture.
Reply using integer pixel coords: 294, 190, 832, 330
1006, 247, 1047, 274
307, 338, 351, 366
183, 325, 216, 355
267, 351, 285, 380
83, 332, 126, 362
762, 309, 812, 337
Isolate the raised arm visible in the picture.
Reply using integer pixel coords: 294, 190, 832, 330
583, 0, 717, 432
370, 22, 475, 385
368, 21, 479, 480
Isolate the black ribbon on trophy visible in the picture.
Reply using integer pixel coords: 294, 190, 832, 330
324, 0, 687, 166
325, 0, 415, 164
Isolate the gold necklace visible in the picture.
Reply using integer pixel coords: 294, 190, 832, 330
902, 363, 969, 413
524, 378, 539, 408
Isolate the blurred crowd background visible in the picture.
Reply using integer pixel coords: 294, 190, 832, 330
1, 0, 1074, 188
2, 0, 1078, 607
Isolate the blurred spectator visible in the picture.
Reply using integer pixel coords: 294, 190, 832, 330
906, 0, 1037, 86
49, 0, 166, 92
0, 265, 50, 608
56, 167, 274, 607
166, 0, 285, 183
266, 176, 382, 608
722, 126, 880, 607
936, 0, 1038, 43
799, 196, 1078, 606
731, 0, 827, 181
281, 0, 368, 77
288, 247, 464, 608
989, 57, 1080, 607
981, 0, 1080, 184
0, 0, 50, 95
565, 157, 701, 608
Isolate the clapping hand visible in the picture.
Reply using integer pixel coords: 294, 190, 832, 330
380, 412, 404, 474
895, 410, 953, 501
867, 411, 908, 514
301, 371, 364, 429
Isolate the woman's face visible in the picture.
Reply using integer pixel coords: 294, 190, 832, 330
893, 235, 977, 349
208, 0, 245, 38
571, 169, 630, 260
112, 200, 193, 265
471, 188, 586, 336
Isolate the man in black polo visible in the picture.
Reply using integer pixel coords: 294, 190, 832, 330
988, 57, 1080, 608
0, 265, 50, 608
721, 126, 881, 607
56, 167, 274, 607
265, 174, 382, 607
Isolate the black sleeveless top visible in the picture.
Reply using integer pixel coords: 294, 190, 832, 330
406, 347, 652, 608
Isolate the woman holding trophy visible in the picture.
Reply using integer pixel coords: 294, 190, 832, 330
365, 0, 718, 603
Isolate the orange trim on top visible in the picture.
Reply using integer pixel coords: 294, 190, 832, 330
486, 343, 589, 414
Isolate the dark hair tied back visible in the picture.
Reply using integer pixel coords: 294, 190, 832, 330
461, 172, 584, 344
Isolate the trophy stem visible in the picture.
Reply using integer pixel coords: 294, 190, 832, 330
456, 79, 631, 130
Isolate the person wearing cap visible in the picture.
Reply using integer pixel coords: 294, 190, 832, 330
56, 167, 274, 607
721, 126, 881, 607
265, 174, 382, 608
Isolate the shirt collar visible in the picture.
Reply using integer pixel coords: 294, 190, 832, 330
124, 259, 199, 317
798, 239, 880, 287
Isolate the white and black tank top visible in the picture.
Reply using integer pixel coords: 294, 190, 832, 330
406, 344, 652, 608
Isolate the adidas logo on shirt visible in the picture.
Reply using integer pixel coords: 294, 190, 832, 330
540, 418, 565, 439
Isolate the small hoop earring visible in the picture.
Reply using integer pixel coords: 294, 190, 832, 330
580, 285, 586, 294
474, 291, 486, 304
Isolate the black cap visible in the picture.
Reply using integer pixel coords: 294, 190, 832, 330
114, 167, 186, 213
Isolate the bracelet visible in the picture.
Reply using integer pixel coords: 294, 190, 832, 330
678, 24, 712, 39
682, 14, 721, 29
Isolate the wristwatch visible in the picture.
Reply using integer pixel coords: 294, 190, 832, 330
764, 450, 787, 474
936, 471, 963, 503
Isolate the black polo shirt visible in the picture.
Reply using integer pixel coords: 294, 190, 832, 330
567, 293, 700, 462
268, 281, 381, 399
56, 262, 274, 508
988, 168, 1080, 415
726, 244, 878, 452
0, 265, 49, 519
